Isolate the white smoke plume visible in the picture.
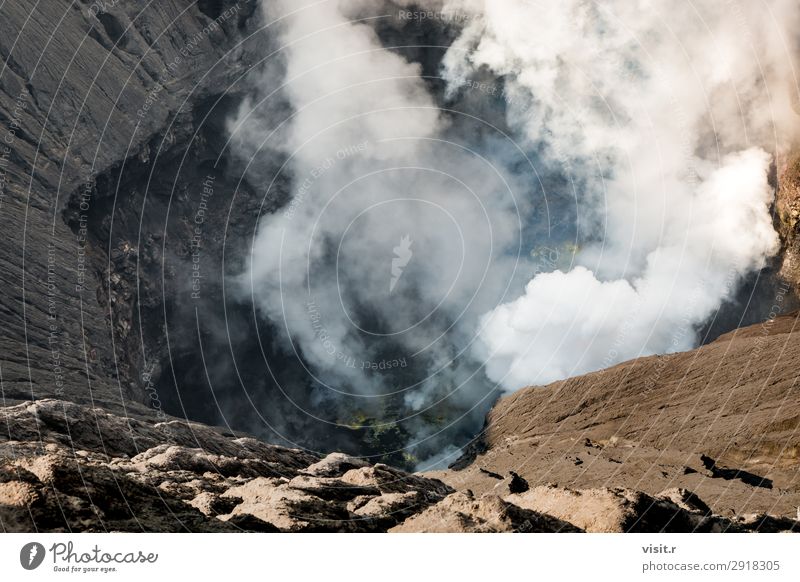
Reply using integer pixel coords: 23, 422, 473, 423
435, 0, 798, 389
230, 0, 799, 461
231, 0, 529, 464
477, 148, 778, 388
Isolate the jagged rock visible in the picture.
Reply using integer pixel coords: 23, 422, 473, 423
219, 466, 455, 532
0, 453, 236, 532
390, 492, 583, 533
189, 492, 241, 517
287, 475, 381, 501
304, 453, 371, 477
7, 398, 461, 533
340, 464, 453, 501
130, 445, 284, 480
222, 478, 354, 532
351, 492, 419, 518
0, 400, 462, 532
0, 465, 46, 531
2, 398, 798, 533
0, 399, 319, 473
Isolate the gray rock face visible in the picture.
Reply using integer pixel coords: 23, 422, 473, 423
0, 0, 257, 413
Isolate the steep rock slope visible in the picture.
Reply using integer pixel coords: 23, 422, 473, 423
0, 0, 257, 413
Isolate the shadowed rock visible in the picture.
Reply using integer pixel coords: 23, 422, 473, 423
700, 455, 773, 489
508, 471, 529, 494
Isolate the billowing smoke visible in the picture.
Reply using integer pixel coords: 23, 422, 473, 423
230, 0, 531, 466
477, 148, 778, 388
229, 0, 798, 465
437, 0, 798, 389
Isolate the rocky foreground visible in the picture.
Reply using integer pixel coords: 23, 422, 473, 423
4, 311, 800, 533
1, 399, 795, 533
